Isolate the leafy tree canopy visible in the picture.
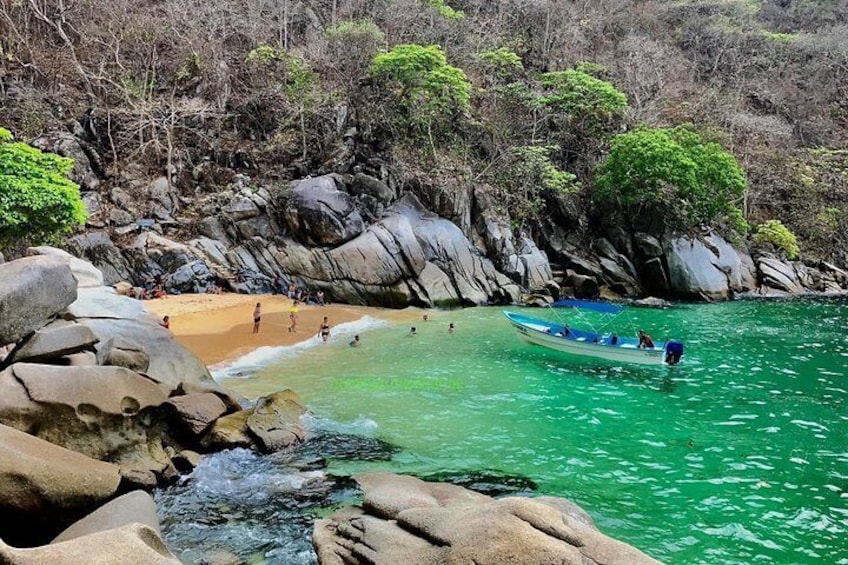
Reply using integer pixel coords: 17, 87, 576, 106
538, 65, 628, 132
370, 44, 471, 133
594, 125, 748, 234
425, 0, 464, 20
753, 219, 799, 259
0, 127, 87, 244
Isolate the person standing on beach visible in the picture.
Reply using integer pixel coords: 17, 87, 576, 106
253, 302, 262, 334
319, 316, 331, 342
289, 300, 299, 333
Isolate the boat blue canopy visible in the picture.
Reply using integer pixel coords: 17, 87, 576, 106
551, 299, 625, 315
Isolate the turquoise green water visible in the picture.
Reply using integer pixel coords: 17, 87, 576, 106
223, 300, 848, 564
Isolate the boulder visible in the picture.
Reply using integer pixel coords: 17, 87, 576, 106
96, 336, 150, 372
52, 491, 163, 544
200, 409, 254, 451
664, 237, 729, 300
66, 287, 152, 321
313, 472, 662, 565
758, 256, 803, 293
0, 524, 180, 564
77, 317, 212, 386
246, 389, 307, 452
222, 194, 261, 221
165, 393, 228, 437
0, 424, 121, 546
66, 232, 133, 286
568, 272, 599, 297
31, 132, 100, 191
633, 233, 663, 258
0, 364, 171, 476
285, 176, 365, 246
639, 257, 670, 295
26, 246, 105, 288
6, 321, 98, 364
0, 256, 78, 344
172, 450, 202, 474
352, 172, 395, 203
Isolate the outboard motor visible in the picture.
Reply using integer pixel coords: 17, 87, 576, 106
665, 341, 684, 365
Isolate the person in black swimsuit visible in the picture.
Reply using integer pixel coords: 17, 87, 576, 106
252, 303, 261, 334
319, 316, 331, 342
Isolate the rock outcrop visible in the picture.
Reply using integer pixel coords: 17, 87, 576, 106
0, 424, 122, 546
202, 389, 307, 453
0, 256, 78, 344
313, 472, 662, 565
0, 364, 172, 476
2, 491, 179, 564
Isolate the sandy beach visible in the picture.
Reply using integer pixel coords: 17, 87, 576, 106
144, 293, 423, 366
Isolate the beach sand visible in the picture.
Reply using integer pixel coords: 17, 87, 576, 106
144, 293, 424, 366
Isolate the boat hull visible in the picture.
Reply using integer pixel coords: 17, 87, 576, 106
504, 311, 668, 366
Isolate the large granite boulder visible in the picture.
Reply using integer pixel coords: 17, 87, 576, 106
52, 491, 163, 544
246, 389, 307, 452
285, 176, 365, 246
664, 236, 729, 300
65, 286, 212, 385
26, 246, 105, 288
201, 389, 306, 453
0, 364, 171, 477
757, 256, 803, 294
0, 256, 78, 344
0, 524, 179, 564
66, 232, 133, 286
0, 424, 121, 546
5, 320, 98, 364
165, 393, 229, 438
96, 336, 150, 373
313, 472, 662, 565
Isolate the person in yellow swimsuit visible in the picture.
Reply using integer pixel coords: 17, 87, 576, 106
288, 301, 299, 333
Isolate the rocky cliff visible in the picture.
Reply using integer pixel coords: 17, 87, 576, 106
43, 124, 848, 305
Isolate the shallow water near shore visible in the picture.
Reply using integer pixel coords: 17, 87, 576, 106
158, 299, 848, 564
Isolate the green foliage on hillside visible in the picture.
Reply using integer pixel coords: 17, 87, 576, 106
538, 67, 628, 134
489, 145, 578, 231
0, 127, 87, 244
595, 126, 748, 235
370, 44, 470, 140
1, 0, 847, 258
753, 219, 800, 259
425, 0, 464, 20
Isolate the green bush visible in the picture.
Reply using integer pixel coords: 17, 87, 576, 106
370, 44, 470, 137
594, 125, 748, 234
0, 127, 87, 244
753, 219, 800, 259
538, 66, 628, 134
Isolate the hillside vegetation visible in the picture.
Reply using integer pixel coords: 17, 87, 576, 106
1, 0, 846, 262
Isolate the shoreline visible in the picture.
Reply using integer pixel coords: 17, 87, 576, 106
144, 293, 425, 366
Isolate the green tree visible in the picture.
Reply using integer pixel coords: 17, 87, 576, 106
594, 125, 748, 235
753, 219, 799, 259
489, 145, 578, 233
0, 127, 87, 245
370, 44, 471, 144
538, 65, 628, 135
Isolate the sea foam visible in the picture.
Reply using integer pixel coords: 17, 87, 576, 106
211, 315, 388, 380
